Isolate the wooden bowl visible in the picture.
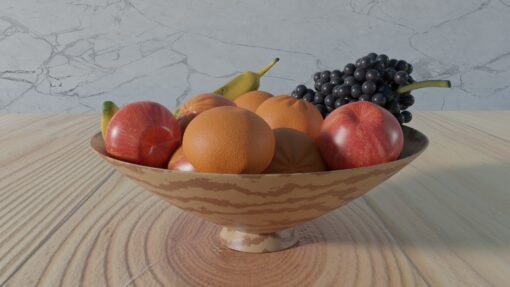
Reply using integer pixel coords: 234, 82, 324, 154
90, 126, 428, 253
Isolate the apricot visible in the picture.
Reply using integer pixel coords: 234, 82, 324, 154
176, 93, 236, 132
256, 95, 323, 140
234, 91, 273, 112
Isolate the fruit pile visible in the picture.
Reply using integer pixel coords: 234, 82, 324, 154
291, 53, 451, 124
101, 57, 450, 174
104, 95, 405, 174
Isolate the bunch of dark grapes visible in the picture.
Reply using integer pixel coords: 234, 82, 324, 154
291, 53, 415, 124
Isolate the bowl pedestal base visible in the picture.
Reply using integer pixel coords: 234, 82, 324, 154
219, 227, 298, 253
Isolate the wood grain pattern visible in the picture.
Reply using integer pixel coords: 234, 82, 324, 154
1, 112, 509, 286
0, 114, 113, 285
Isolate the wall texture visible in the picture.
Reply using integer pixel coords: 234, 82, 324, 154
0, 0, 509, 113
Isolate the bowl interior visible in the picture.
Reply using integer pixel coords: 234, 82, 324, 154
91, 126, 428, 234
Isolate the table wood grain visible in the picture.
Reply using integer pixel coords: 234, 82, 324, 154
1, 112, 509, 287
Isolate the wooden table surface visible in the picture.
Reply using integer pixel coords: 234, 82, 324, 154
1, 112, 509, 287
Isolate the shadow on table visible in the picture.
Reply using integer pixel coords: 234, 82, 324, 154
298, 163, 510, 248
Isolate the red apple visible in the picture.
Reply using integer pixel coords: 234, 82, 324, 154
105, 101, 181, 168
318, 101, 403, 170
167, 146, 196, 171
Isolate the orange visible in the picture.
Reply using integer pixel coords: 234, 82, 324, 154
183, 106, 275, 174
265, 128, 326, 174
234, 91, 273, 112
256, 95, 323, 140
176, 93, 236, 132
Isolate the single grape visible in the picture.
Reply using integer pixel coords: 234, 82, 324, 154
326, 105, 334, 112
386, 100, 400, 113
321, 82, 334, 95
361, 80, 377, 95
331, 77, 343, 86
332, 85, 341, 97
359, 56, 372, 69
394, 112, 404, 124
359, 94, 372, 101
295, 85, 307, 97
314, 79, 324, 91
344, 76, 357, 86
303, 92, 314, 102
376, 54, 389, 66
366, 69, 381, 82
337, 85, 351, 98
331, 69, 343, 79
407, 64, 413, 74
315, 104, 328, 118
351, 84, 362, 98
314, 92, 324, 104
335, 97, 349, 108
354, 68, 366, 82
400, 94, 415, 107
388, 82, 399, 90
381, 87, 395, 101
396, 60, 408, 71
388, 59, 397, 67
313, 72, 321, 82
324, 95, 336, 107
321, 71, 331, 81
355, 58, 362, 68
373, 61, 386, 72
394, 71, 409, 85
401, 111, 412, 123
333, 99, 341, 108
367, 52, 378, 61
384, 68, 397, 82
344, 63, 356, 75
372, 93, 386, 106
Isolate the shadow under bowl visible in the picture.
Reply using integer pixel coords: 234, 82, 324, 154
91, 126, 428, 253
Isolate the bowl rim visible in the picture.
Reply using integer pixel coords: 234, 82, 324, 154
90, 126, 428, 178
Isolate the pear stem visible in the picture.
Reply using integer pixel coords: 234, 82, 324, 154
257, 58, 280, 77
398, 80, 451, 94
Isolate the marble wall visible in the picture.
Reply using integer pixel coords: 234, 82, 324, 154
1, 0, 509, 113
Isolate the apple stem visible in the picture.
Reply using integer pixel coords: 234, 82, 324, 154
397, 80, 451, 95
257, 58, 280, 77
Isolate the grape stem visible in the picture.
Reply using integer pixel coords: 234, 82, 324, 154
398, 80, 451, 94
